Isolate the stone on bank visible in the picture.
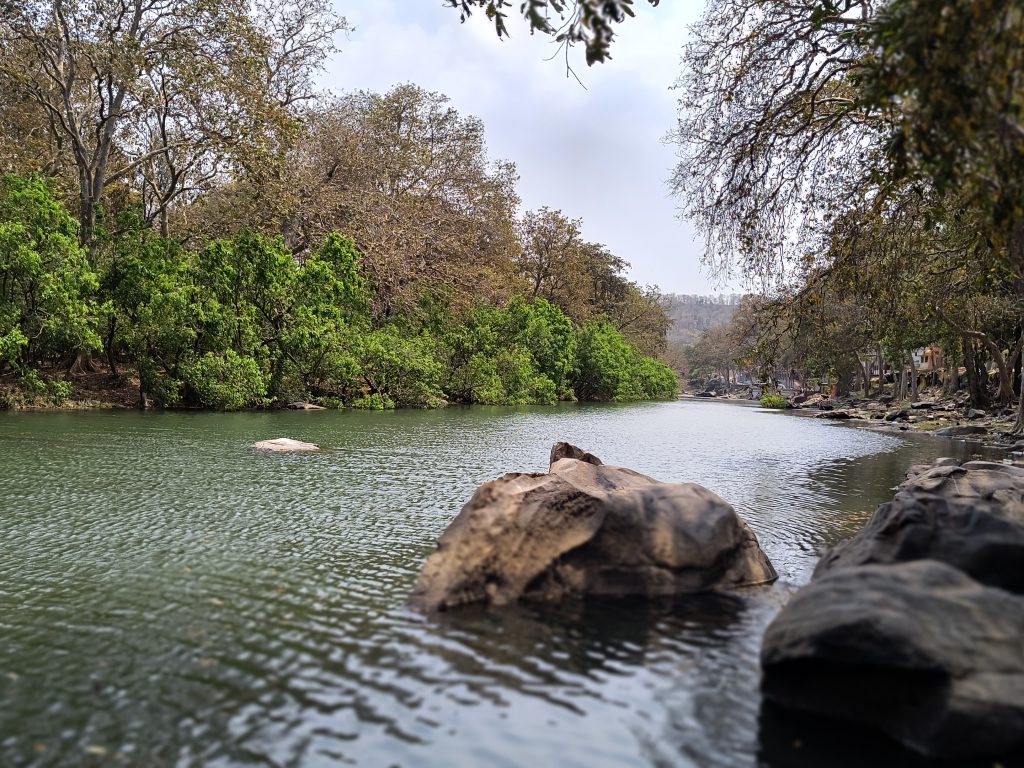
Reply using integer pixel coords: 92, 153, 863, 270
408, 442, 777, 612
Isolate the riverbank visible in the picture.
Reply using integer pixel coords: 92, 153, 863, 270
683, 386, 1023, 457
0, 368, 678, 413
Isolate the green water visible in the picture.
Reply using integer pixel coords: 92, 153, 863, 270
0, 401, 996, 767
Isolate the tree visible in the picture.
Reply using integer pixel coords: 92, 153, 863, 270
860, 0, 1024, 428
0, 174, 100, 376
446, 0, 660, 65
0, 0, 346, 247
670, 0, 880, 286
239, 85, 523, 317
516, 206, 669, 352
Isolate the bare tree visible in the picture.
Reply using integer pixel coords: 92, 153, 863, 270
0, 0, 346, 248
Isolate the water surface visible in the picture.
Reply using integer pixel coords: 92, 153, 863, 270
0, 401, 994, 767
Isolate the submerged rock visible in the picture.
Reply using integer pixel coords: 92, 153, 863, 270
762, 561, 1024, 760
408, 443, 776, 612
763, 458, 1024, 760
251, 437, 320, 452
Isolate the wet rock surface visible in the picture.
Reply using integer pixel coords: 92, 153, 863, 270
762, 561, 1024, 760
815, 461, 1024, 593
409, 443, 777, 612
762, 459, 1024, 760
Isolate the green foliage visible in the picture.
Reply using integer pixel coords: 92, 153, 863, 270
357, 327, 446, 408
351, 392, 395, 410
448, 1, 658, 65
0, 175, 100, 376
574, 322, 678, 401
0, 176, 675, 410
182, 351, 268, 411
760, 393, 787, 409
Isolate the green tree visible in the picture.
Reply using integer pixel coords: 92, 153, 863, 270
0, 175, 100, 376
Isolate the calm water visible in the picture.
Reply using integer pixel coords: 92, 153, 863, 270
0, 401, 997, 767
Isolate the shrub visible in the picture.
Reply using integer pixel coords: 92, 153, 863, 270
760, 392, 788, 409
351, 392, 395, 410
182, 351, 268, 410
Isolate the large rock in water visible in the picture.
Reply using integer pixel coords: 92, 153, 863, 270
408, 442, 777, 612
762, 561, 1024, 759
762, 459, 1024, 760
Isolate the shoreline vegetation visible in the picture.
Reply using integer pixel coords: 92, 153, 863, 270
0, 174, 677, 413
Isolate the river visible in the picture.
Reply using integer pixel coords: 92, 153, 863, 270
0, 400, 999, 767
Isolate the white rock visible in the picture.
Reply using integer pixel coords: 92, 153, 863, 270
251, 437, 320, 452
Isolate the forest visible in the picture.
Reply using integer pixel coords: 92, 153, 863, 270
0, 1, 676, 410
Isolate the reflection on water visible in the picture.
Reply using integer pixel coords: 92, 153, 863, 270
0, 401, 998, 767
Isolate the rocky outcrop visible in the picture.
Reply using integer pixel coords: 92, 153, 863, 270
251, 437, 320, 452
409, 443, 776, 612
762, 459, 1024, 760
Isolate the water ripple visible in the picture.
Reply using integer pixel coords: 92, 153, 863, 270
0, 402, 994, 767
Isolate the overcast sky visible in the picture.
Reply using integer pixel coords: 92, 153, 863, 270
322, 1, 731, 295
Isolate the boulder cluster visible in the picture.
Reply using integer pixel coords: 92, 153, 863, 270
761, 459, 1024, 760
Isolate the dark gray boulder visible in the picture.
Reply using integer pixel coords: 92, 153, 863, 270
763, 458, 1024, 760
934, 425, 988, 437
409, 444, 777, 612
761, 561, 1024, 760
815, 461, 1024, 594
816, 409, 852, 420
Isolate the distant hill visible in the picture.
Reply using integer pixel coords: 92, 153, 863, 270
664, 294, 742, 345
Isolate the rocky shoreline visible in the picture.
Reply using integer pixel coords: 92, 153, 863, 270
685, 387, 1024, 456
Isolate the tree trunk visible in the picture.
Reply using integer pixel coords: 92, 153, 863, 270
105, 317, 118, 377
876, 344, 885, 397
834, 364, 855, 397
907, 353, 918, 401
859, 357, 870, 398
1011, 217, 1024, 433
963, 338, 987, 408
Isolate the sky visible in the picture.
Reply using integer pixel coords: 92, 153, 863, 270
321, 1, 732, 295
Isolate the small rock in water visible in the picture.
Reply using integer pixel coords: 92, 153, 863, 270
251, 437, 320, 452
